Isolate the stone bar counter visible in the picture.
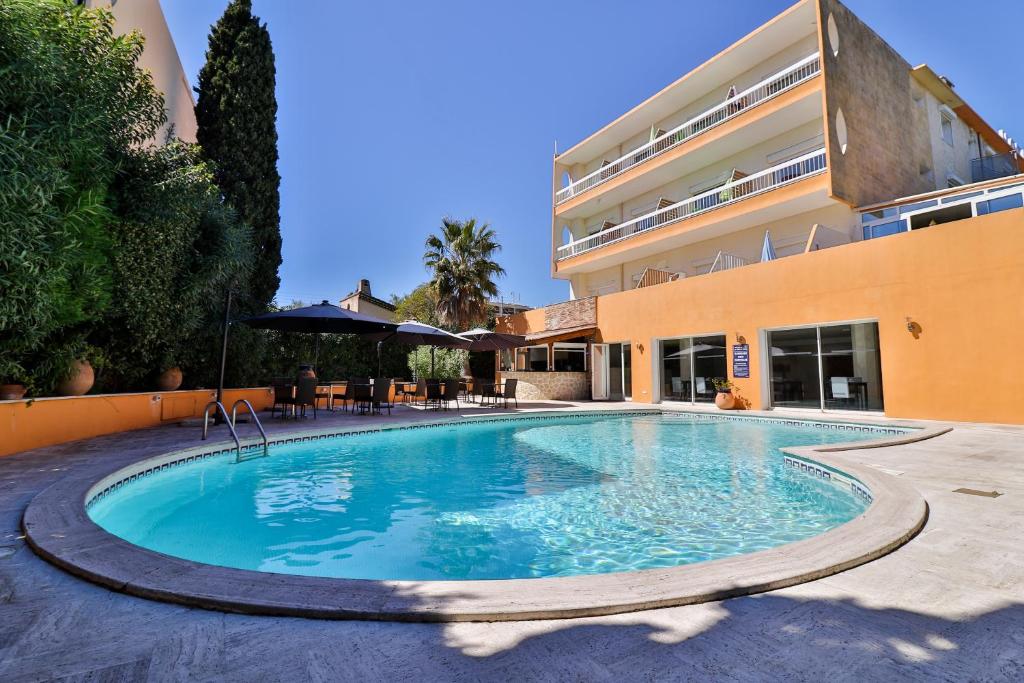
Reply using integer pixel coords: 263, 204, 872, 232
500, 371, 589, 401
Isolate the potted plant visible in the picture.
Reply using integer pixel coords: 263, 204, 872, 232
0, 360, 29, 400
157, 366, 184, 392
55, 345, 106, 397
712, 378, 737, 410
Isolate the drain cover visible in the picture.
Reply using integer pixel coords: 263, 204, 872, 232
953, 488, 1002, 498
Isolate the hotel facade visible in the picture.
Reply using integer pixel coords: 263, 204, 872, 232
498, 0, 1024, 425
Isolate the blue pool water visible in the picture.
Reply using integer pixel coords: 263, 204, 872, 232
89, 413, 890, 580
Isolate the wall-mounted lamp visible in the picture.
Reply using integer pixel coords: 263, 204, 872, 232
905, 316, 922, 339
735, 333, 747, 345
637, 343, 645, 354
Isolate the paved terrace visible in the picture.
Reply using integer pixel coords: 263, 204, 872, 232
0, 401, 1021, 681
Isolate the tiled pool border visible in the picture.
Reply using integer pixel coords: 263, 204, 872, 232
26, 408, 941, 622
84, 409, 907, 510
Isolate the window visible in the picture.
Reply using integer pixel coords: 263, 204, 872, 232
976, 192, 1023, 215
768, 322, 883, 412
946, 174, 965, 188
659, 334, 727, 403
941, 114, 954, 147
515, 346, 548, 371
862, 218, 907, 240
552, 343, 586, 372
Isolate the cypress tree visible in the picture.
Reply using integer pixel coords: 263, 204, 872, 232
194, 0, 281, 309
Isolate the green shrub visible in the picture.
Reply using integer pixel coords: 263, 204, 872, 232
0, 0, 164, 392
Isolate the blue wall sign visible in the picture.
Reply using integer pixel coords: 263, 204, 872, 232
732, 344, 750, 378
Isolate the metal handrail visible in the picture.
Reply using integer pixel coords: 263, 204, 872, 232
557, 148, 827, 260
231, 399, 268, 460
201, 401, 241, 457
555, 52, 821, 203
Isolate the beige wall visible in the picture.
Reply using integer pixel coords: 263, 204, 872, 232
816, 0, 934, 207
339, 295, 397, 322
87, 0, 197, 144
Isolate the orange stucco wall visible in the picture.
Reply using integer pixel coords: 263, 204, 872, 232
0, 387, 274, 458
507, 208, 1024, 424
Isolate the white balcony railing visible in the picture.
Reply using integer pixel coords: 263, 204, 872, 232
555, 52, 822, 204
556, 148, 827, 261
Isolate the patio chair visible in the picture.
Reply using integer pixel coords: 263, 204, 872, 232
425, 380, 442, 410
332, 381, 353, 413
459, 378, 471, 402
353, 381, 373, 415
478, 379, 498, 407
494, 378, 518, 409
368, 378, 392, 415
393, 379, 410, 404
293, 376, 318, 419
270, 380, 295, 418
440, 379, 460, 412
409, 379, 427, 406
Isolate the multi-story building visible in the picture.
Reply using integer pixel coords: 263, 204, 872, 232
500, 0, 1024, 424
81, 0, 197, 144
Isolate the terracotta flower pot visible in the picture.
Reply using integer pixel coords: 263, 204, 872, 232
156, 367, 183, 392
0, 384, 27, 400
56, 360, 94, 396
714, 390, 736, 410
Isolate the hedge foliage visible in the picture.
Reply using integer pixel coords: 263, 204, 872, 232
0, 0, 164, 390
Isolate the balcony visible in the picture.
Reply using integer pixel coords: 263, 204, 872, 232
971, 153, 1021, 184
556, 148, 827, 261
555, 53, 821, 205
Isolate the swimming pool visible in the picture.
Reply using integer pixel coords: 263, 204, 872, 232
87, 412, 901, 581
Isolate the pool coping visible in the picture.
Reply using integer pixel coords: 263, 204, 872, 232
23, 409, 940, 622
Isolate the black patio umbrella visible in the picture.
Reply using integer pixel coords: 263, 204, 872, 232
456, 327, 527, 351
239, 300, 397, 377
241, 300, 397, 335
366, 320, 471, 377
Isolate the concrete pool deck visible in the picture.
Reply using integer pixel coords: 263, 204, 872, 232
1, 401, 1022, 680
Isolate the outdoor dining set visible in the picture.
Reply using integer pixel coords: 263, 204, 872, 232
269, 376, 519, 419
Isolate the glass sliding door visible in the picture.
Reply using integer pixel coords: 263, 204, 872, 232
659, 334, 727, 403
661, 338, 693, 401
768, 322, 884, 412
622, 344, 632, 400
692, 335, 727, 403
608, 343, 624, 400
820, 322, 883, 411
767, 327, 821, 409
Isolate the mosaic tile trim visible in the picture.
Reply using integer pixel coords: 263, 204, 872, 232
87, 409, 892, 510
664, 411, 911, 435
85, 410, 659, 509
783, 455, 873, 503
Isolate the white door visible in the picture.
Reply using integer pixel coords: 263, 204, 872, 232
592, 344, 609, 400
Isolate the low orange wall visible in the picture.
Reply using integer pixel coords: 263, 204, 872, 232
0, 387, 274, 458
507, 208, 1024, 424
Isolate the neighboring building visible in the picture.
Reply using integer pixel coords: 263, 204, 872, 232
82, 0, 198, 144
500, 0, 1024, 424
340, 279, 397, 321
488, 300, 532, 318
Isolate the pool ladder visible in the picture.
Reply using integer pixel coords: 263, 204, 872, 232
201, 400, 268, 462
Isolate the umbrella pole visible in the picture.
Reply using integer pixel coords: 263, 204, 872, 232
215, 289, 232, 425
377, 341, 383, 377
314, 333, 320, 376
431, 346, 435, 378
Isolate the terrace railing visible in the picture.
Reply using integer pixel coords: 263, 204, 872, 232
555, 52, 821, 204
556, 148, 827, 261
971, 153, 1021, 184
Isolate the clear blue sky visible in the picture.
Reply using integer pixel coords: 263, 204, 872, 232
162, 0, 1023, 309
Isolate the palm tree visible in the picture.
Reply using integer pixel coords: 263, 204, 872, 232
423, 217, 505, 331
